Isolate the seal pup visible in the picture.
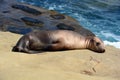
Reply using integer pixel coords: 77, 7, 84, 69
12, 30, 105, 53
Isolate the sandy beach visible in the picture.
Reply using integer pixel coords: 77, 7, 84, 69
0, 31, 120, 80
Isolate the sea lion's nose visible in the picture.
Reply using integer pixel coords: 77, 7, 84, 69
98, 49, 105, 53
100, 49, 105, 53
102, 49, 105, 53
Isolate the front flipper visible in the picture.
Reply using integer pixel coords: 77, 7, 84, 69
44, 39, 65, 51
23, 49, 44, 54
12, 46, 44, 54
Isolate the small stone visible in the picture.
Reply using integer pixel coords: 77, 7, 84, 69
57, 23, 75, 31
11, 4, 42, 15
21, 17, 44, 27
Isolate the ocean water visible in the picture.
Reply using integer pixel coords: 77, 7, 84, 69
18, 0, 120, 48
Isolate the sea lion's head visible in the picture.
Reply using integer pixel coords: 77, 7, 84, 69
89, 37, 105, 53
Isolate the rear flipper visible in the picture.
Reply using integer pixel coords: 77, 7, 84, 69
12, 46, 24, 52
12, 46, 44, 54
22, 50, 44, 54
12, 46, 19, 52
12, 35, 43, 54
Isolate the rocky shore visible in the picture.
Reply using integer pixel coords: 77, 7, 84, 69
0, 0, 94, 37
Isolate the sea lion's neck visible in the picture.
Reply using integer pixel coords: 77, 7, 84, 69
77, 36, 88, 49
84, 37, 92, 49
84, 37, 95, 50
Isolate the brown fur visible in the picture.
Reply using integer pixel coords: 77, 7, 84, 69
12, 30, 105, 53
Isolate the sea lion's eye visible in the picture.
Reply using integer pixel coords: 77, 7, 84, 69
96, 42, 100, 46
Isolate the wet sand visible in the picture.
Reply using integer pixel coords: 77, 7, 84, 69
0, 31, 120, 80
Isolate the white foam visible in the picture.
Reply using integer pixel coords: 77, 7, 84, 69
48, 4, 57, 10
101, 31, 120, 41
48, 4, 65, 10
104, 41, 120, 48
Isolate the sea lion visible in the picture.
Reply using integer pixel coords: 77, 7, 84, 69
12, 30, 105, 53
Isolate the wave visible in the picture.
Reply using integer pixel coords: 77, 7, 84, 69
104, 41, 120, 48
100, 31, 120, 42
101, 31, 120, 48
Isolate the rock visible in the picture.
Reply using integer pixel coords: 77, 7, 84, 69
0, 0, 95, 37
21, 17, 44, 27
50, 14, 65, 19
6, 26, 32, 34
11, 4, 42, 15
0, 0, 4, 3
56, 23, 75, 31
